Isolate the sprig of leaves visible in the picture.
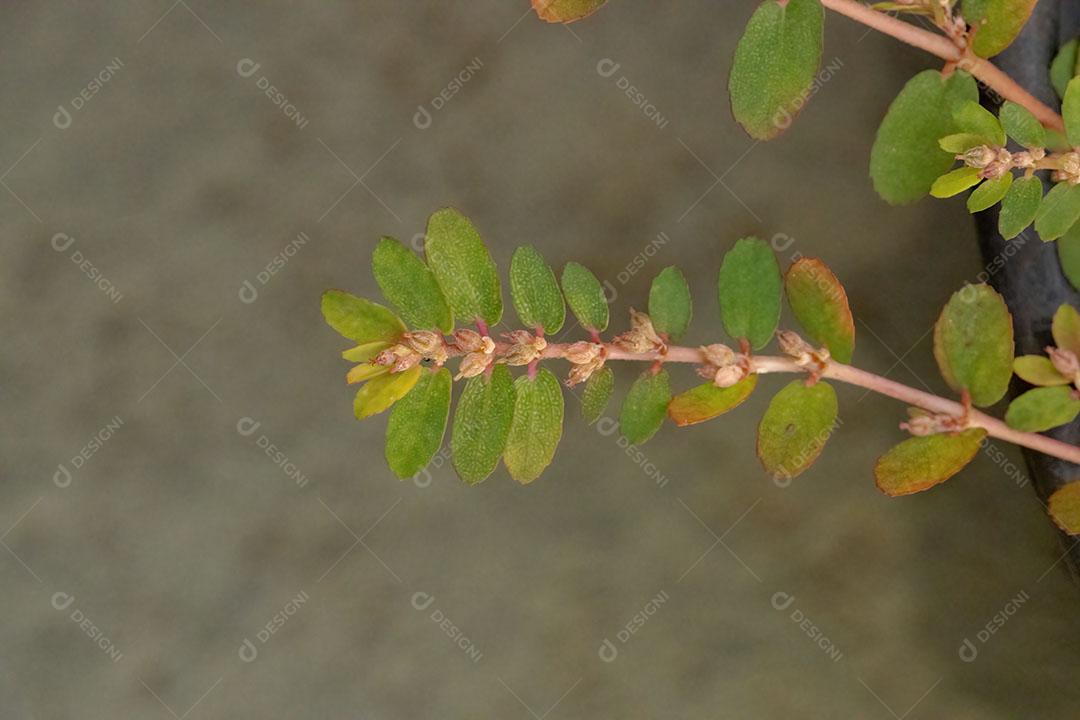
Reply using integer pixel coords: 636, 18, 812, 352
322, 207, 1080, 535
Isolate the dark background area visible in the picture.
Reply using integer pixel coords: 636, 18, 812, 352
0, 2, 1077, 717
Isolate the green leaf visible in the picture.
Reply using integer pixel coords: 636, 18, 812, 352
870, 70, 978, 205
354, 366, 421, 420
322, 290, 405, 343
1013, 356, 1069, 386
668, 375, 758, 427
963, 0, 1037, 58
874, 428, 986, 497
504, 368, 564, 484
1050, 38, 1079, 101
561, 262, 609, 332
998, 102, 1046, 149
1052, 304, 1080, 356
581, 366, 614, 425
1005, 386, 1080, 431
372, 236, 453, 333
717, 237, 782, 350
938, 133, 990, 153
532, 0, 606, 23
757, 380, 838, 480
620, 369, 671, 445
728, 0, 824, 140
967, 173, 1013, 213
1034, 182, 1080, 241
347, 363, 389, 384
342, 341, 391, 363
998, 175, 1042, 240
424, 208, 502, 326
784, 258, 855, 363
1064, 77, 1080, 147
933, 284, 1014, 407
510, 245, 565, 334
1059, 222, 1080, 291
930, 167, 983, 199
648, 266, 692, 341
953, 101, 1006, 145
451, 364, 516, 484
1048, 482, 1080, 535
385, 368, 451, 479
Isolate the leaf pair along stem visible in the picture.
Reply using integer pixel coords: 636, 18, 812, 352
820, 0, 1065, 132
514, 340, 1080, 465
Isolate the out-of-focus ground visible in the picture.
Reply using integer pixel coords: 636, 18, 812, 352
0, 2, 1077, 717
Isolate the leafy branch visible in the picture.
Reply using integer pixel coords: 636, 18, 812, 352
536, 0, 1080, 260
322, 208, 1080, 535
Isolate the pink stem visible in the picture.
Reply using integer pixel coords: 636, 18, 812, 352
539, 342, 1080, 465
819, 0, 1065, 133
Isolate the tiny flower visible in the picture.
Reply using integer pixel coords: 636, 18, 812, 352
613, 309, 665, 353
960, 145, 996, 169
453, 329, 486, 353
565, 341, 602, 365
713, 364, 747, 388
501, 331, 547, 366
374, 344, 421, 373
777, 330, 814, 363
564, 341, 606, 387
1048, 346, 1080, 381
701, 343, 735, 367
403, 331, 448, 365
455, 351, 491, 380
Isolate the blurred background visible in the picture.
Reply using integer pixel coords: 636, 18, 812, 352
1, 1, 1078, 717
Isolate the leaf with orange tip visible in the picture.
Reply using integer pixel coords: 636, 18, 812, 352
784, 258, 855, 363
668, 376, 757, 427
874, 428, 986, 497
531, 0, 606, 23
1048, 482, 1080, 535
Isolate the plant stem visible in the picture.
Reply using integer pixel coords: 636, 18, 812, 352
541, 342, 1080, 465
818, 0, 1066, 133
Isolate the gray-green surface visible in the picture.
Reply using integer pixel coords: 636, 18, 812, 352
1, 2, 1077, 717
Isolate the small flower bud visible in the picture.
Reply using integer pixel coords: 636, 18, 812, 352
713, 364, 747, 388
700, 344, 735, 367
565, 341, 602, 365
455, 352, 491, 380
1047, 346, 1080, 380
453, 329, 485, 353
404, 331, 448, 365
564, 342, 606, 387
777, 331, 814, 361
613, 309, 665, 353
960, 145, 996, 169
1062, 152, 1080, 178
373, 344, 421, 373
501, 331, 547, 366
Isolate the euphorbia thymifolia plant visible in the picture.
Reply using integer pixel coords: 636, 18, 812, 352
322, 208, 1080, 534
536, 0, 1080, 288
